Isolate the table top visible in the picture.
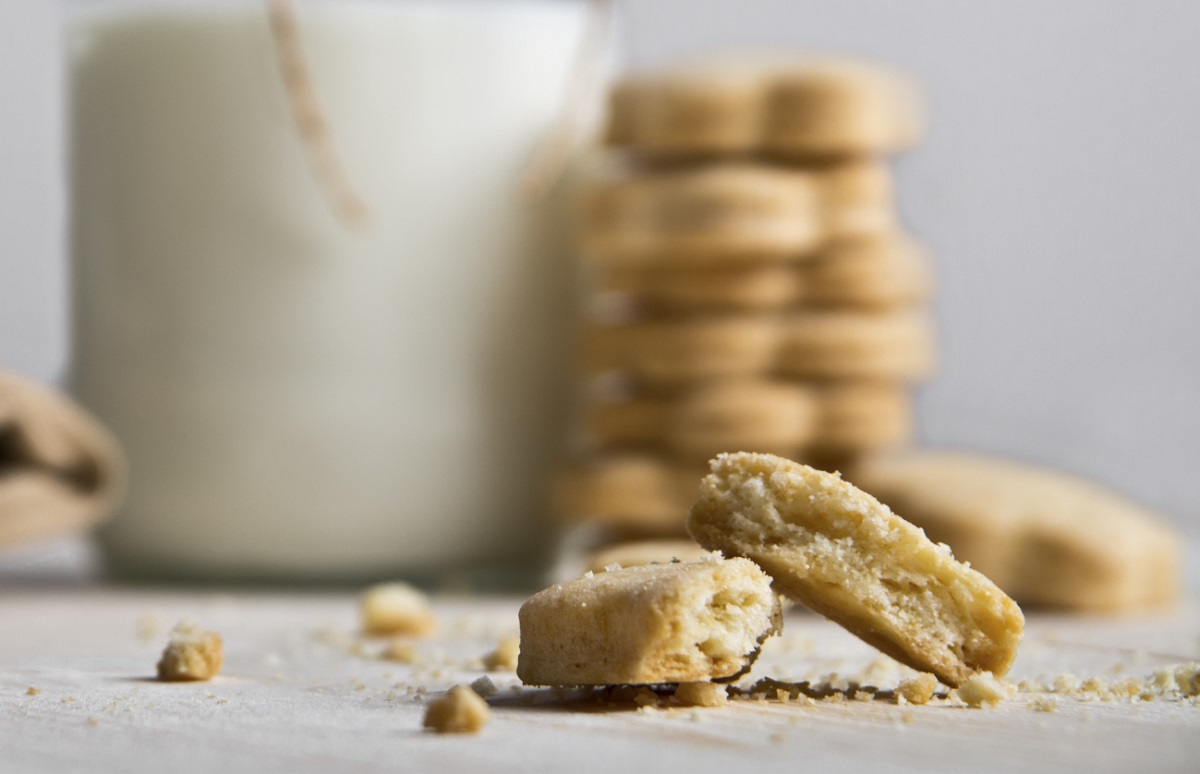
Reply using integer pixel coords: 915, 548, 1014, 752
2, 540, 1199, 773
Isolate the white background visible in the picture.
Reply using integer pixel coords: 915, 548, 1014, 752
2, 0, 1198, 534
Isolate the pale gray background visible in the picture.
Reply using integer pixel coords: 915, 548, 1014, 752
2, 0, 1198, 533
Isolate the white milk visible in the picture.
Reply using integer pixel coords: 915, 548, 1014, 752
69, 0, 590, 580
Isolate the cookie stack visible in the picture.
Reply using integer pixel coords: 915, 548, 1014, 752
557, 57, 936, 539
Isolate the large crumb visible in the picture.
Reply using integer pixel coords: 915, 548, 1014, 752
1176, 663, 1200, 697
361, 582, 436, 636
894, 673, 937, 705
423, 685, 491, 734
956, 672, 1011, 708
674, 682, 728, 707
481, 636, 520, 671
157, 622, 223, 682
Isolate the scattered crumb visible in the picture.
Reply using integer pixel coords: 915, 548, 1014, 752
361, 582, 436, 637
900, 711, 914, 724
136, 614, 164, 642
1175, 663, 1200, 697
1029, 696, 1058, 713
895, 673, 937, 706
853, 690, 874, 702
380, 638, 418, 664
156, 622, 224, 682
61, 697, 76, 704
470, 676, 498, 698
25, 687, 38, 696
86, 717, 100, 728
422, 685, 491, 734
353, 683, 367, 692
481, 636, 520, 672
769, 732, 786, 744
1053, 674, 1081, 694
957, 672, 1012, 708
674, 682, 727, 708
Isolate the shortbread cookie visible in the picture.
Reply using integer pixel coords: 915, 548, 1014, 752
555, 455, 696, 532
687, 452, 1024, 686
606, 57, 922, 159
585, 164, 821, 265
587, 315, 783, 387
815, 160, 897, 239
802, 233, 934, 309
812, 382, 913, 455
599, 263, 805, 313
665, 379, 819, 462
517, 558, 781, 686
763, 59, 923, 158
847, 452, 1182, 612
780, 310, 936, 381
586, 539, 713, 574
585, 397, 664, 448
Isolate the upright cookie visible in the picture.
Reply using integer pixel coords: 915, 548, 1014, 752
518, 557, 781, 686
687, 452, 1024, 687
848, 452, 1182, 612
803, 233, 934, 309
585, 163, 821, 265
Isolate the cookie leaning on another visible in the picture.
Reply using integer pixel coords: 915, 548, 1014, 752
687, 452, 1023, 687
518, 558, 782, 686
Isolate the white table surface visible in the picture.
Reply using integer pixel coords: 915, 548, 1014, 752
1, 539, 1198, 774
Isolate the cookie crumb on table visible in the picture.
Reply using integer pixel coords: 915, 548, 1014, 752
674, 681, 727, 707
894, 673, 937, 705
361, 582, 436, 637
156, 622, 223, 682
481, 636, 520, 671
423, 685, 491, 734
956, 672, 1012, 708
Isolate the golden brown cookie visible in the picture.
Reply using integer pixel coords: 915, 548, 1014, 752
554, 455, 697, 532
687, 452, 1024, 687
585, 397, 665, 448
779, 310, 936, 381
517, 558, 781, 686
802, 233, 934, 309
815, 159, 897, 239
847, 452, 1182, 612
598, 263, 806, 313
665, 379, 819, 462
811, 381, 913, 455
586, 315, 784, 387
585, 539, 713, 574
585, 163, 821, 266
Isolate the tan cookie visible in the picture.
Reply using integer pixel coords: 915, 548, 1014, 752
665, 379, 819, 462
847, 452, 1182, 612
811, 382, 914, 455
585, 163, 821, 266
585, 397, 665, 448
554, 455, 697, 532
688, 452, 1024, 687
606, 57, 922, 159
598, 263, 806, 313
802, 233, 934, 309
585, 539, 714, 574
780, 310, 936, 381
815, 159, 897, 239
586, 315, 783, 387
517, 558, 782, 686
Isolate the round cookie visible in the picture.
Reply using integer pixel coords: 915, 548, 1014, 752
665, 379, 819, 462
586, 315, 784, 387
763, 58, 923, 158
585, 163, 822, 266
585, 397, 664, 448
812, 381, 913, 454
815, 160, 897, 240
599, 263, 806, 313
847, 452, 1182, 612
802, 233, 934, 309
554, 455, 698, 533
779, 310, 936, 381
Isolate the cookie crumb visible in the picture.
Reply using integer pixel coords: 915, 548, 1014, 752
156, 622, 223, 682
25, 686, 39, 696
895, 673, 937, 705
380, 638, 418, 664
674, 681, 727, 708
956, 672, 1011, 708
361, 582, 436, 636
481, 636, 520, 672
470, 676, 498, 698
422, 685, 491, 734
1029, 696, 1057, 712
1175, 663, 1200, 697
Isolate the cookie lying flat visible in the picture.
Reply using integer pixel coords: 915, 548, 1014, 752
586, 539, 713, 574
518, 558, 781, 686
847, 452, 1181, 612
802, 233, 934, 310
815, 160, 896, 240
599, 263, 805, 313
585, 164, 821, 266
687, 452, 1024, 686
812, 382, 913, 455
780, 310, 936, 381
555, 454, 696, 532
665, 379, 819, 462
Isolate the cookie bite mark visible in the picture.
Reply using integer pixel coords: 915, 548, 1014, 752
687, 452, 1023, 687
517, 558, 781, 686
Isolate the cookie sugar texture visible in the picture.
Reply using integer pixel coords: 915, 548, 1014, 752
687, 452, 1023, 687
517, 558, 781, 686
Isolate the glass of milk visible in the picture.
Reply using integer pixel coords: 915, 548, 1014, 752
68, 0, 595, 582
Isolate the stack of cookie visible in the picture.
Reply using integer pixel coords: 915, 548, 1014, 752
557, 56, 937, 539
